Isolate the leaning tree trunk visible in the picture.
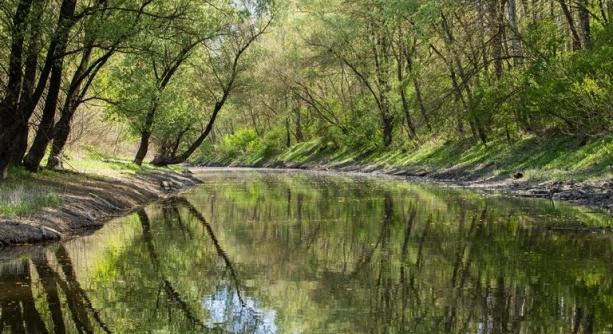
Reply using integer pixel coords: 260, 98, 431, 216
134, 131, 152, 166
11, 0, 43, 165
134, 103, 157, 165
559, 0, 583, 50
22, 0, 76, 172
0, 0, 34, 178
47, 42, 106, 169
151, 99, 225, 166
23, 57, 66, 171
46, 101, 78, 170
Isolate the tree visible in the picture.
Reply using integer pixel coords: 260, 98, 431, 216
151, 10, 273, 166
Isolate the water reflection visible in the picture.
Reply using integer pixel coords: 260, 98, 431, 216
0, 246, 111, 333
203, 286, 277, 334
0, 170, 611, 333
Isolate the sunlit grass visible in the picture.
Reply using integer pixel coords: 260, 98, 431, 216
68, 151, 181, 178
0, 188, 61, 218
0, 167, 62, 218
0, 152, 182, 219
265, 135, 613, 182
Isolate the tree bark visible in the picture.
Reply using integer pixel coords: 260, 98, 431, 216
559, 1, 583, 50
294, 102, 304, 142
374, 31, 395, 147
489, 0, 504, 79
151, 99, 225, 166
395, 32, 418, 141
0, 0, 34, 178
47, 45, 113, 169
22, 0, 77, 171
134, 105, 157, 165
578, 0, 592, 49
285, 117, 292, 147
23, 61, 64, 171
11, 0, 44, 165
407, 56, 432, 132
508, 0, 523, 66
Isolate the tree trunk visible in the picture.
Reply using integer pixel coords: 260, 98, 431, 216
133, 103, 157, 165
399, 88, 417, 141
375, 34, 395, 147
559, 1, 583, 50
489, 0, 504, 79
23, 53, 66, 171
151, 99, 225, 166
47, 116, 71, 170
440, 14, 487, 144
0, 0, 34, 178
508, 0, 523, 66
11, 0, 43, 165
294, 104, 304, 142
286, 117, 292, 147
578, 0, 592, 49
22, 0, 76, 172
47, 42, 108, 169
396, 43, 417, 141
134, 131, 152, 166
407, 56, 432, 132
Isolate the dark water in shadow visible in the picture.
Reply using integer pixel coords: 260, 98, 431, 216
0, 170, 612, 333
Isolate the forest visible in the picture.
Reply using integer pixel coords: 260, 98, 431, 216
0, 0, 612, 177
0, 1, 613, 331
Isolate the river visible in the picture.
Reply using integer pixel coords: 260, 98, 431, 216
0, 169, 611, 333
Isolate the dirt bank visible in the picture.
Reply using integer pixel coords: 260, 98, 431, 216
0, 170, 200, 246
199, 160, 613, 214
340, 165, 612, 214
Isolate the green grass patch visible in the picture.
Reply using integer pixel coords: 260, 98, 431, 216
262, 134, 613, 182
0, 152, 181, 219
0, 167, 62, 218
0, 189, 61, 218
67, 151, 180, 178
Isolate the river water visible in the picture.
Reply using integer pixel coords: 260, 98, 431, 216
0, 169, 611, 333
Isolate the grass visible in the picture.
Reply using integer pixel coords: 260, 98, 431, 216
0, 152, 180, 219
206, 134, 613, 183
0, 189, 61, 218
68, 151, 180, 178
0, 167, 63, 218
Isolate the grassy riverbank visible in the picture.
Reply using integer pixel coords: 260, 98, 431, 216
0, 154, 182, 219
195, 135, 613, 212
197, 135, 613, 183
0, 154, 199, 246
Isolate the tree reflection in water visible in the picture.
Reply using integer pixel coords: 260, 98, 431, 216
0, 245, 111, 333
0, 171, 611, 333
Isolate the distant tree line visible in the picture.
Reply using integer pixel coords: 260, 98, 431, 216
194, 0, 613, 163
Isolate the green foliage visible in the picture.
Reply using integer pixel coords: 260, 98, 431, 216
197, 127, 286, 165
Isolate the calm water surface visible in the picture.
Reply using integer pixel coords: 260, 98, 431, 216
0, 169, 612, 333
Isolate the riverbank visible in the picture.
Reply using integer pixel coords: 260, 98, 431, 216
196, 135, 613, 213
0, 158, 200, 246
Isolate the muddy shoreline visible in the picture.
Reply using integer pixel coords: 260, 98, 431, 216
0, 170, 200, 247
196, 162, 613, 215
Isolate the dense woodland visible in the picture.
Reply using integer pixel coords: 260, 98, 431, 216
1, 0, 612, 178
